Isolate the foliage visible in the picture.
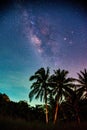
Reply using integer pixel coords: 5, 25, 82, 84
76, 69, 87, 99
29, 68, 87, 124
0, 68, 87, 126
29, 67, 50, 123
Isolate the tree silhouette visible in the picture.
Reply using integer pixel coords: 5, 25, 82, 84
49, 69, 74, 124
76, 68, 87, 99
48, 93, 56, 122
65, 85, 82, 124
29, 67, 50, 123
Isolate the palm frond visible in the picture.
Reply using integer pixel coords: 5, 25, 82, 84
76, 87, 84, 99
29, 75, 38, 81
29, 91, 34, 102
29, 67, 50, 105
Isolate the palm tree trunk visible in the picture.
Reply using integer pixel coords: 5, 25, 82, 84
53, 102, 58, 124
45, 103, 48, 124
75, 107, 80, 124
77, 115, 80, 124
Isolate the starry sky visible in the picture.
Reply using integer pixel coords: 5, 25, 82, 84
0, 0, 87, 105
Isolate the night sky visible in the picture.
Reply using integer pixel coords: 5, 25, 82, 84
0, 0, 87, 105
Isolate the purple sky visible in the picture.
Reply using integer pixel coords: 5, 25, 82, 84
0, 0, 87, 105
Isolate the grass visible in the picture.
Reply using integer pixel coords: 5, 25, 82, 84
0, 116, 87, 130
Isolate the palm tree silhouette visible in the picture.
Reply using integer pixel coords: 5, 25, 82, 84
77, 68, 87, 99
66, 84, 82, 124
29, 67, 50, 123
49, 69, 74, 124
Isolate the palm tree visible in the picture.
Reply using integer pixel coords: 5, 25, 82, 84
49, 69, 74, 124
76, 68, 87, 99
29, 67, 50, 123
66, 84, 82, 124
48, 93, 56, 122
73, 85, 83, 124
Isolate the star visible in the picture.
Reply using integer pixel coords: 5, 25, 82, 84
64, 37, 67, 41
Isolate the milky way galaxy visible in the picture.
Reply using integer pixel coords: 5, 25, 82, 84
21, 7, 60, 64
20, 2, 87, 73
0, 0, 87, 104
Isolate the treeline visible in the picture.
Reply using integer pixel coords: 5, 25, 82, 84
0, 92, 87, 124
0, 93, 45, 122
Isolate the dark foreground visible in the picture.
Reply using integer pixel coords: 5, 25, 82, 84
0, 117, 87, 130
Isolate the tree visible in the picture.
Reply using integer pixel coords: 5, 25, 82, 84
48, 93, 56, 122
29, 67, 50, 123
0, 93, 10, 116
0, 93, 10, 102
49, 69, 74, 124
76, 68, 87, 99
65, 84, 82, 124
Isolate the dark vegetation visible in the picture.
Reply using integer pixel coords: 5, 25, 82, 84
0, 68, 87, 129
